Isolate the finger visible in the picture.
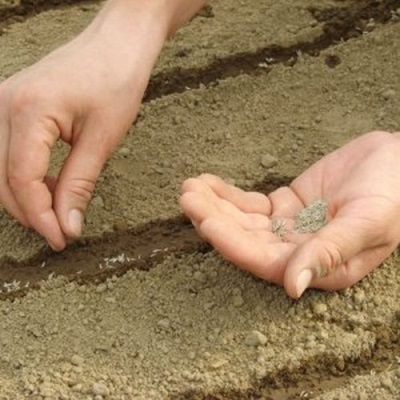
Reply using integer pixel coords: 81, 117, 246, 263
200, 216, 295, 284
197, 174, 272, 215
268, 186, 305, 218
180, 191, 271, 231
181, 177, 221, 201
8, 116, 65, 250
283, 209, 384, 298
54, 117, 117, 239
311, 243, 395, 291
0, 103, 29, 225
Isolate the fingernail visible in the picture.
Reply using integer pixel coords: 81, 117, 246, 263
68, 209, 83, 237
48, 240, 58, 251
295, 269, 313, 298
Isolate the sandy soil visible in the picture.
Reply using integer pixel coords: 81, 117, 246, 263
0, 0, 399, 399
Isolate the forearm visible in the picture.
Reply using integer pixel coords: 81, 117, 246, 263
76, 0, 207, 90
88, 0, 207, 45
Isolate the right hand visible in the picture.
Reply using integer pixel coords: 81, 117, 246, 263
0, 2, 167, 250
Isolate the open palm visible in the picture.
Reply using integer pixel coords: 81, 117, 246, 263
180, 131, 400, 298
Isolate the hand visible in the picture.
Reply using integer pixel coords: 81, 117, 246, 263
180, 131, 400, 298
0, 0, 167, 250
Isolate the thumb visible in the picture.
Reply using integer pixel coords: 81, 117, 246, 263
284, 213, 380, 299
54, 122, 116, 239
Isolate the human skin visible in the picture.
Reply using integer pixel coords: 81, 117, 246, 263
180, 131, 400, 298
1, 3, 400, 299
0, 0, 206, 250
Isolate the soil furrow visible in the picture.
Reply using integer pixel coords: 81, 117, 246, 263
145, 0, 400, 102
173, 320, 400, 399
0, 175, 293, 300
0, 0, 92, 28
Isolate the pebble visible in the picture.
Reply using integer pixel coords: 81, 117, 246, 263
91, 196, 105, 208
105, 296, 116, 303
118, 147, 131, 157
92, 382, 109, 396
39, 383, 55, 397
193, 271, 206, 283
312, 301, 327, 315
157, 318, 171, 330
70, 354, 84, 366
380, 376, 394, 391
232, 295, 244, 307
381, 89, 396, 100
96, 283, 108, 293
244, 330, 267, 347
260, 154, 278, 169
353, 291, 366, 305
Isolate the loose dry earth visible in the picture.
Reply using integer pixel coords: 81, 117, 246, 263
0, 0, 399, 399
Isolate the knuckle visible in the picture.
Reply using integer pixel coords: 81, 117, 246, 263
313, 236, 344, 277
9, 87, 38, 116
8, 171, 28, 191
9, 82, 49, 122
69, 178, 95, 204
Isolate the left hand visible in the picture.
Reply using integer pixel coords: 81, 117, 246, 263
180, 131, 400, 298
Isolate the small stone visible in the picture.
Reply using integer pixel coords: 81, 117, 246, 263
157, 318, 171, 330
72, 384, 83, 393
96, 283, 107, 293
91, 196, 105, 208
260, 154, 278, 169
380, 376, 394, 390
244, 330, 267, 347
211, 358, 228, 369
70, 354, 84, 366
118, 147, 131, 156
65, 282, 76, 293
381, 89, 396, 100
232, 295, 244, 307
39, 383, 55, 397
193, 271, 206, 283
353, 291, 366, 305
105, 296, 116, 304
92, 382, 109, 396
312, 301, 327, 315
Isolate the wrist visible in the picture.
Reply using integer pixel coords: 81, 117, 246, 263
77, 0, 170, 92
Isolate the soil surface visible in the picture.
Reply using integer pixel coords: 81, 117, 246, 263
0, 0, 400, 399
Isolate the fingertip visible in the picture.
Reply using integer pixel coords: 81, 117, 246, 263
47, 237, 66, 252
180, 177, 200, 194
287, 268, 313, 299
66, 208, 83, 239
